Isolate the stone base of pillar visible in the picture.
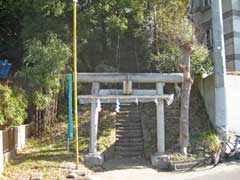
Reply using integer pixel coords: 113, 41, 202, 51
151, 153, 170, 169
84, 153, 104, 167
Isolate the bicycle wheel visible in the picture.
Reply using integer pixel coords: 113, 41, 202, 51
219, 142, 227, 163
235, 152, 240, 160
213, 142, 224, 166
235, 136, 240, 159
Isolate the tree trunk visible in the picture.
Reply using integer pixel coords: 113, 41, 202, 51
153, 5, 160, 55
55, 94, 58, 119
179, 50, 193, 155
35, 108, 38, 137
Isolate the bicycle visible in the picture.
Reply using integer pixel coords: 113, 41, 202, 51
215, 128, 240, 165
187, 129, 240, 171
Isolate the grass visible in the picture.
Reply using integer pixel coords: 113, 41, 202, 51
1, 122, 77, 180
1, 105, 116, 179
168, 130, 221, 162
78, 105, 116, 158
169, 153, 199, 161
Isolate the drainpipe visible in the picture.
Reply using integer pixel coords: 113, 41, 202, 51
211, 0, 228, 131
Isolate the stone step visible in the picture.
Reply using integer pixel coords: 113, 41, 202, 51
120, 105, 140, 112
116, 134, 143, 139
115, 106, 143, 158
116, 129, 142, 133
116, 126, 142, 131
116, 119, 141, 123
118, 105, 139, 108
115, 146, 144, 152
117, 114, 141, 118
116, 118, 141, 123
115, 151, 143, 157
117, 116, 140, 119
116, 129, 142, 135
116, 133, 143, 139
115, 141, 143, 147
116, 115, 141, 120
116, 119, 141, 124
117, 107, 141, 114
115, 137, 143, 143
116, 122, 141, 127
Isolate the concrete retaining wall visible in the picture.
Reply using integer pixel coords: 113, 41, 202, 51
197, 74, 240, 134
196, 75, 216, 126
0, 124, 33, 175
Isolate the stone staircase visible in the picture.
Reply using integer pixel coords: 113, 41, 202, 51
115, 104, 144, 157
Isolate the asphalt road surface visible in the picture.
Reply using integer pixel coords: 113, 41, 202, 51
90, 160, 240, 180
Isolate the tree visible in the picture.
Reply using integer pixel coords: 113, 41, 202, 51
75, 0, 154, 72
1, 0, 212, 149
145, 0, 211, 155
0, 0, 25, 70
0, 0, 72, 72
17, 33, 71, 110
159, 16, 209, 155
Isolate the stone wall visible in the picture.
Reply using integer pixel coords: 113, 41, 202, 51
140, 83, 210, 159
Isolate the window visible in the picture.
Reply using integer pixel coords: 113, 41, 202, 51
206, 27, 213, 49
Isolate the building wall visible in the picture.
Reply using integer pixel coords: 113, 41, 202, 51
192, 0, 240, 71
226, 75, 240, 134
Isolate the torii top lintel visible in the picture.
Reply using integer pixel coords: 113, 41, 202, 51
77, 73, 184, 83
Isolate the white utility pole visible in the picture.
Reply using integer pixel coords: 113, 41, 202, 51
211, 0, 228, 130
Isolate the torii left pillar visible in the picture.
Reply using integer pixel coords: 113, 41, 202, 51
84, 82, 104, 167
156, 83, 165, 154
151, 82, 170, 168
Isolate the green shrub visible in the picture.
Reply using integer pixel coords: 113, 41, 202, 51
0, 84, 28, 129
17, 33, 71, 110
191, 131, 221, 154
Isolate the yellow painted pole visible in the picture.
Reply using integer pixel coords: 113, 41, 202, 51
73, 0, 79, 169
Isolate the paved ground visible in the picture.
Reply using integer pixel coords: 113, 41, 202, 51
89, 158, 240, 180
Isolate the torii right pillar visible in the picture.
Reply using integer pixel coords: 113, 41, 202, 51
151, 83, 170, 168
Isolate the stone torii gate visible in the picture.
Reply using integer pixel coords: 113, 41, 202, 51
77, 73, 184, 167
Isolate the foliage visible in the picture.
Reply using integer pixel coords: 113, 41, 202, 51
169, 153, 198, 161
0, 0, 71, 71
17, 33, 71, 110
191, 45, 214, 76
0, 0, 25, 68
165, 17, 212, 75
139, 0, 213, 75
149, 42, 213, 75
191, 131, 221, 154
75, 0, 149, 72
0, 84, 28, 129
150, 45, 183, 73
1, 0, 212, 75
78, 105, 116, 154
98, 111, 116, 152
21, 0, 71, 42
2, 122, 75, 179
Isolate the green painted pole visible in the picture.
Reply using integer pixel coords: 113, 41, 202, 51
68, 74, 74, 141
